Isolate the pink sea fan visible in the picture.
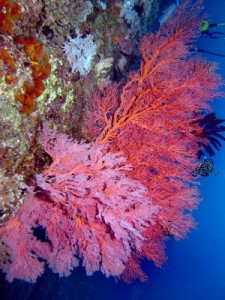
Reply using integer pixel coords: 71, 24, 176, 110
0, 125, 159, 282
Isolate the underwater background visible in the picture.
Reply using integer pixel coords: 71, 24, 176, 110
0, 0, 225, 299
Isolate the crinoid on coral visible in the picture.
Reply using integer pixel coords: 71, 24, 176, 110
195, 113, 225, 158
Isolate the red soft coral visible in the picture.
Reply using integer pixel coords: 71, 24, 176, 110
84, 0, 221, 280
85, 0, 220, 241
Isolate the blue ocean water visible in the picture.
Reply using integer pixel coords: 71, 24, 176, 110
0, 0, 225, 299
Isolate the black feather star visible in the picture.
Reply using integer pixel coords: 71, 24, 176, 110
195, 113, 225, 158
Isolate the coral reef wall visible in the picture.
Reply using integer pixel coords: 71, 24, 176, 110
0, 0, 222, 284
